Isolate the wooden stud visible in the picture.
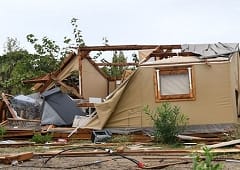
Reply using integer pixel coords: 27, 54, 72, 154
1, 93, 17, 119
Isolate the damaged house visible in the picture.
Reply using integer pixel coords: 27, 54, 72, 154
24, 43, 240, 132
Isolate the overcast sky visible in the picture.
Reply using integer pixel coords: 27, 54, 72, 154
0, 0, 239, 54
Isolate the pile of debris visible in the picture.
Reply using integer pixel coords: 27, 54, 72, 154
0, 87, 91, 140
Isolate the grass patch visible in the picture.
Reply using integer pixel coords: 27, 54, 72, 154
109, 135, 130, 143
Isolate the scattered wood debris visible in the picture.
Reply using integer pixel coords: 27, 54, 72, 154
207, 139, 240, 149
0, 140, 34, 148
0, 152, 33, 164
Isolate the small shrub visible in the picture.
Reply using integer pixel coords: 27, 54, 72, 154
0, 127, 6, 138
144, 102, 188, 144
31, 133, 52, 144
193, 146, 223, 170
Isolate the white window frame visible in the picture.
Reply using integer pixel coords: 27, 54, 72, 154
154, 66, 195, 102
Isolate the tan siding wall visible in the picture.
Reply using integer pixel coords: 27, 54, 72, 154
108, 81, 116, 94
82, 59, 108, 99
106, 61, 238, 128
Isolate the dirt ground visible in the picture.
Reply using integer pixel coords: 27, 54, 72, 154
1, 155, 240, 170
1, 140, 240, 170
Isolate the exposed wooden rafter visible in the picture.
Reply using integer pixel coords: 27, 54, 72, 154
95, 62, 138, 66
150, 52, 200, 58
77, 44, 181, 51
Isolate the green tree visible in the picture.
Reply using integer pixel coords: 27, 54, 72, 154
0, 49, 59, 94
102, 51, 127, 78
26, 17, 85, 60
71, 17, 85, 47
0, 50, 32, 94
0, 35, 62, 94
3, 37, 21, 53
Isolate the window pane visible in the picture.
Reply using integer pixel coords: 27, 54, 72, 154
160, 73, 190, 95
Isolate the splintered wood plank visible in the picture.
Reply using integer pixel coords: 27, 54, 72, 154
0, 120, 8, 126
0, 152, 33, 164
52, 132, 91, 139
207, 139, 240, 149
35, 148, 240, 158
177, 134, 221, 141
3, 130, 35, 137
0, 141, 34, 148
144, 161, 190, 169
1, 93, 17, 118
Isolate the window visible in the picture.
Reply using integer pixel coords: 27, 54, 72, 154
154, 66, 195, 101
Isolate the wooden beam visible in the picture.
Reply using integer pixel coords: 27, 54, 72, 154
52, 79, 82, 99
144, 161, 190, 169
0, 101, 4, 122
3, 130, 35, 137
0, 141, 34, 148
0, 152, 33, 164
150, 52, 200, 58
1, 93, 17, 119
177, 135, 221, 142
78, 51, 90, 97
95, 62, 138, 66
59, 52, 77, 68
78, 45, 181, 51
23, 78, 49, 84
207, 139, 240, 149
77, 103, 95, 107
35, 148, 240, 158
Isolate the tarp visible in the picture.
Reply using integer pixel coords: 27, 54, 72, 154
11, 94, 41, 119
41, 87, 86, 126
182, 43, 239, 58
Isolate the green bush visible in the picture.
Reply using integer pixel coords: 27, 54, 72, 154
144, 102, 188, 144
31, 133, 52, 144
193, 146, 223, 170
